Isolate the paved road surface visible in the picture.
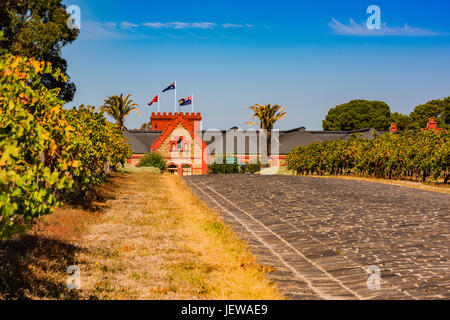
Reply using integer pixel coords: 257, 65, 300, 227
184, 175, 450, 300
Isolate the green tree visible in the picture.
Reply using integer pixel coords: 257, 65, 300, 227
101, 94, 140, 131
406, 97, 450, 130
390, 112, 411, 131
0, 0, 79, 101
322, 100, 391, 131
139, 121, 152, 131
247, 104, 286, 159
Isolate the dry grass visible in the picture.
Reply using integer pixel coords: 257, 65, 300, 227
277, 166, 450, 194
0, 172, 283, 300
0, 175, 119, 300
163, 175, 283, 299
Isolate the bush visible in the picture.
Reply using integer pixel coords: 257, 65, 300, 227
246, 160, 261, 173
208, 160, 261, 174
0, 53, 133, 239
208, 163, 239, 174
0, 54, 74, 238
64, 105, 132, 196
286, 130, 450, 183
137, 152, 167, 173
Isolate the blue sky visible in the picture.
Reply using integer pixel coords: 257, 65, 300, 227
62, 0, 450, 130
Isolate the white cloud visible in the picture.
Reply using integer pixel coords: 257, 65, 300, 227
222, 23, 243, 28
80, 20, 254, 40
167, 22, 189, 29
329, 18, 447, 37
81, 22, 125, 39
104, 22, 117, 28
142, 22, 216, 29
222, 23, 254, 28
120, 21, 139, 31
190, 22, 216, 29
142, 22, 167, 29
81, 22, 155, 39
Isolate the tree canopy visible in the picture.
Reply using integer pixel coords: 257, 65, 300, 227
390, 112, 411, 131
322, 100, 391, 131
405, 97, 450, 130
247, 104, 287, 131
101, 94, 140, 131
247, 103, 286, 157
322, 97, 450, 131
0, 0, 78, 101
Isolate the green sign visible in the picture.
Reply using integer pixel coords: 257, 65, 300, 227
225, 157, 237, 164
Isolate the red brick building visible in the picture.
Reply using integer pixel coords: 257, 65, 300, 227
125, 112, 207, 175
125, 112, 382, 175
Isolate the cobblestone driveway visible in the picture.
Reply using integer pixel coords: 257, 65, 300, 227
184, 175, 450, 300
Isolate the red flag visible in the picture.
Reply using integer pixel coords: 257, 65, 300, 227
148, 94, 158, 106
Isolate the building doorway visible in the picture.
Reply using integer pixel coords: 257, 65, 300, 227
182, 164, 192, 176
168, 164, 178, 175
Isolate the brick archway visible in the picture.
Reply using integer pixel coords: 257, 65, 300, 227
167, 162, 179, 175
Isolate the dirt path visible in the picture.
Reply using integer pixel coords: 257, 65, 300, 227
185, 174, 450, 300
72, 173, 283, 299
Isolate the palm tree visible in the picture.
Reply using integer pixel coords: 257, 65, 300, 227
102, 93, 140, 130
247, 104, 286, 162
139, 121, 151, 131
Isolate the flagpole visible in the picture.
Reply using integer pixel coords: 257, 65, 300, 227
191, 93, 194, 113
174, 81, 177, 113
157, 94, 160, 113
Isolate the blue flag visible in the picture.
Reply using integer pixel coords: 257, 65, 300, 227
179, 96, 192, 106
162, 82, 176, 92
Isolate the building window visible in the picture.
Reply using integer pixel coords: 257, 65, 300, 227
170, 137, 184, 151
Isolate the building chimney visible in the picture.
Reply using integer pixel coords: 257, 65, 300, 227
390, 122, 397, 133
422, 117, 442, 133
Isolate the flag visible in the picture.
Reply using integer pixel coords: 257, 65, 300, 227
148, 94, 158, 106
179, 96, 192, 106
162, 82, 176, 92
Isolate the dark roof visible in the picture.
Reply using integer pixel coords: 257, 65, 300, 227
125, 127, 382, 156
124, 130, 162, 154
279, 128, 381, 153
201, 127, 381, 155
278, 129, 318, 154
307, 127, 380, 141
202, 129, 262, 155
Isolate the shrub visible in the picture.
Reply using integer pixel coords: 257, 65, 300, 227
137, 152, 167, 173
64, 105, 132, 196
208, 163, 238, 174
246, 160, 261, 173
207, 161, 261, 174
